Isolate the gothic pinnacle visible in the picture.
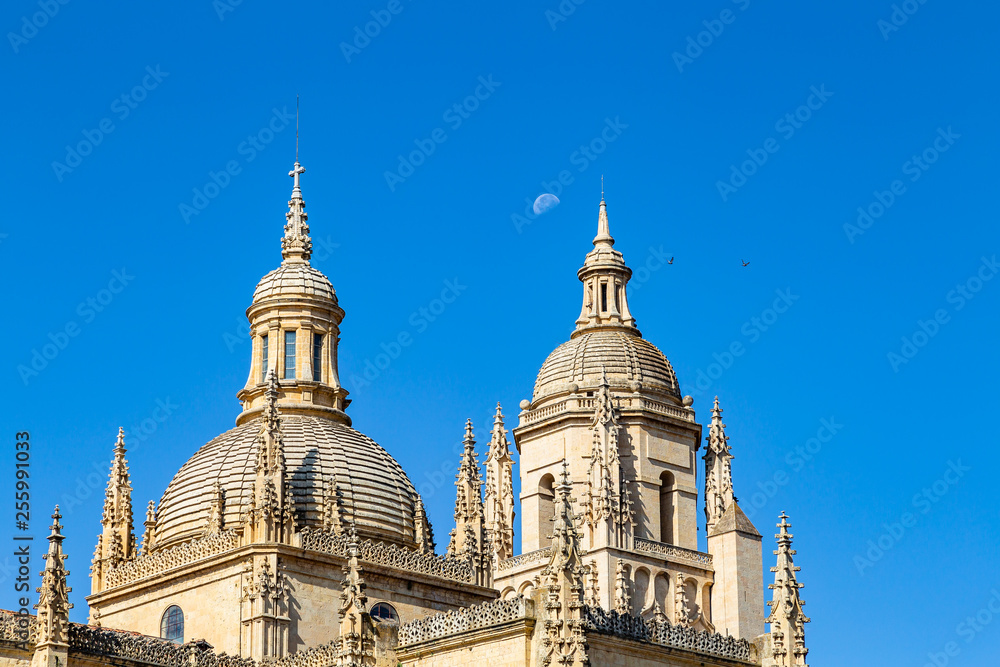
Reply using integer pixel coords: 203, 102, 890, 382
36, 505, 73, 648
767, 511, 810, 667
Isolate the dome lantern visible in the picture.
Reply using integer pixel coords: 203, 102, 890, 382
236, 157, 350, 426
573, 196, 637, 337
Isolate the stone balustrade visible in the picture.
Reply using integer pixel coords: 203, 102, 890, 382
398, 595, 532, 646
496, 547, 551, 572
634, 537, 713, 566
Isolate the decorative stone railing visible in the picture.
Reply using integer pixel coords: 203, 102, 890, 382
583, 606, 753, 663
524, 395, 695, 427
398, 595, 532, 646
104, 530, 240, 589
300, 528, 473, 583
69, 623, 191, 667
264, 640, 340, 667
523, 401, 568, 425
0, 611, 36, 645
638, 398, 695, 423
69, 623, 256, 667
634, 538, 713, 566
496, 547, 551, 572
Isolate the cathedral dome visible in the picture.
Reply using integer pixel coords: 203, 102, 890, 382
252, 263, 338, 304
533, 329, 680, 402
530, 197, 681, 404
154, 414, 419, 550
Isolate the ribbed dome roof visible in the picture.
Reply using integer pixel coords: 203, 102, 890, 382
533, 330, 680, 401
252, 263, 337, 304
155, 415, 418, 549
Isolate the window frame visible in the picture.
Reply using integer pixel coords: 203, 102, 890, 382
369, 601, 399, 623
283, 330, 296, 380
312, 333, 323, 382
160, 605, 184, 644
261, 334, 269, 383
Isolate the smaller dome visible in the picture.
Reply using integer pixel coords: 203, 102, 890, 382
252, 263, 337, 304
533, 330, 680, 401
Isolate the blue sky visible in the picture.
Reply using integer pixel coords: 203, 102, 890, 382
2, 0, 999, 663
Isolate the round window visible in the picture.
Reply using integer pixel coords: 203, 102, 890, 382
369, 602, 398, 623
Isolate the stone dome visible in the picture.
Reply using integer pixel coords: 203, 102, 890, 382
252, 263, 338, 304
155, 415, 418, 550
533, 330, 681, 402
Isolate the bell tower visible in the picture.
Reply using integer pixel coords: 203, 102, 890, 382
497, 194, 711, 628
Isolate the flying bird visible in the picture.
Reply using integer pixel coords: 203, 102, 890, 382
741, 259, 750, 267
667, 257, 674, 265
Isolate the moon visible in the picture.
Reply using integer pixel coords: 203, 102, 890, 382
532, 193, 560, 215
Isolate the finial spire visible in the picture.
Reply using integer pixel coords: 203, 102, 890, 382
282, 101, 312, 264
594, 191, 614, 248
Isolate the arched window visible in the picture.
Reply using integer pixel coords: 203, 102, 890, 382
283, 330, 297, 379
369, 602, 398, 623
260, 335, 269, 383
659, 471, 674, 544
160, 605, 183, 644
538, 473, 555, 543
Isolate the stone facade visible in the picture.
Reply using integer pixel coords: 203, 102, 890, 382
0, 160, 812, 667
